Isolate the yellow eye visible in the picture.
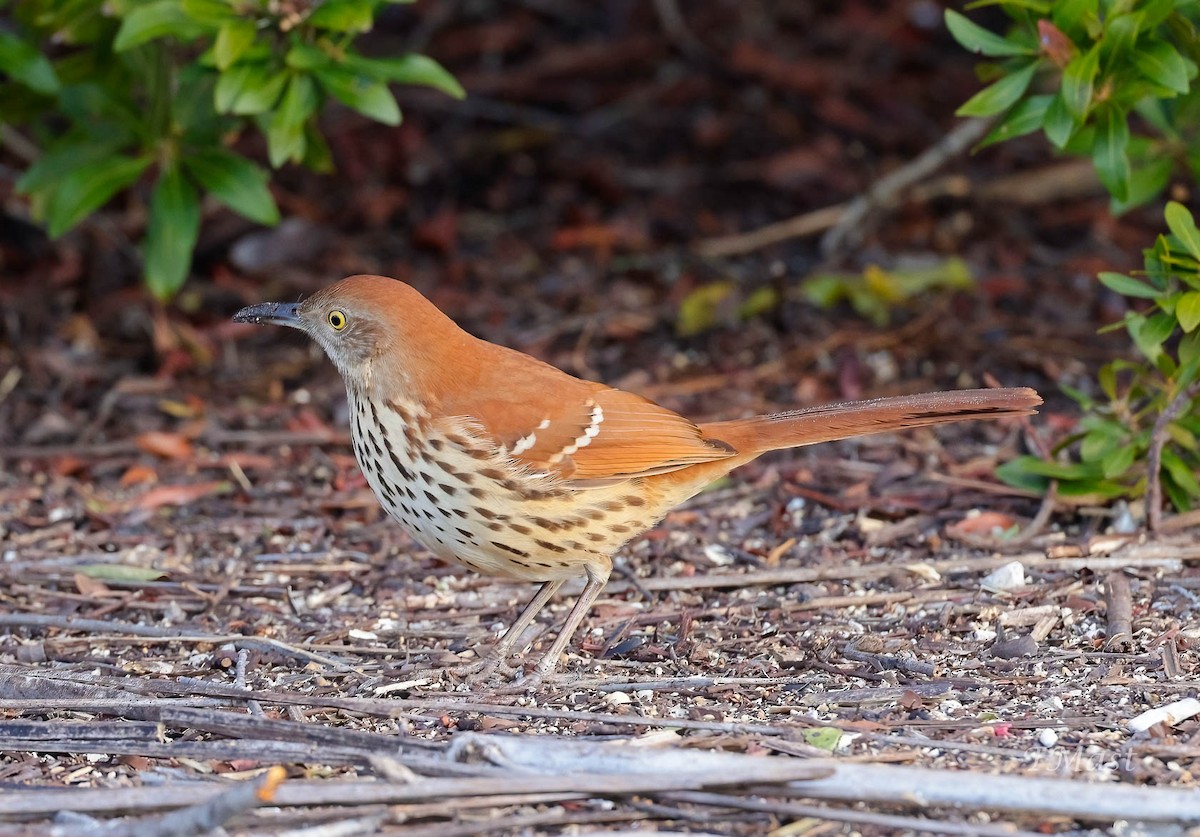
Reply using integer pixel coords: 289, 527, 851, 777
327, 309, 347, 330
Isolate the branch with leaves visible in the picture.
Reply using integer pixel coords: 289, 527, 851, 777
946, 1, 1200, 212
948, 3, 1200, 524
0, 0, 464, 299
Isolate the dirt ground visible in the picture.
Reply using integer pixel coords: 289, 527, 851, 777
2, 3, 1198, 835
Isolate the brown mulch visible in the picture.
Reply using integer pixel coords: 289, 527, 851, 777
2, 2, 1198, 835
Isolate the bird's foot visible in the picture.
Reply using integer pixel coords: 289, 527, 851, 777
442, 656, 552, 695
486, 669, 545, 695
442, 653, 515, 689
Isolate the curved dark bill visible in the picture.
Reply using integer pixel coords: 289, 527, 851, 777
233, 301, 302, 327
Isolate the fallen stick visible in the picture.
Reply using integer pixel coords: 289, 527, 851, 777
0, 760, 832, 818
50, 767, 286, 837
452, 734, 1200, 825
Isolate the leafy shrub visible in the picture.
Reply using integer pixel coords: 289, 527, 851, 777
0, 0, 464, 299
946, 1, 1200, 212
999, 202, 1200, 511
949, 2, 1200, 520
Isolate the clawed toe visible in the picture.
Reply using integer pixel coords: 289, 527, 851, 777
486, 671, 544, 694
441, 654, 514, 688
437, 654, 549, 694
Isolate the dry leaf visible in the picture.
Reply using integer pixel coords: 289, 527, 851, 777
74, 573, 111, 598
133, 481, 229, 510
945, 511, 1017, 539
120, 464, 158, 487
136, 431, 194, 461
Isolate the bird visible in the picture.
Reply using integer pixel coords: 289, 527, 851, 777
234, 274, 1041, 685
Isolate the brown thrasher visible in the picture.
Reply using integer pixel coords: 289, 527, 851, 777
235, 274, 1040, 682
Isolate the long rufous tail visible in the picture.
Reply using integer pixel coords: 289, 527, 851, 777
700, 387, 1041, 455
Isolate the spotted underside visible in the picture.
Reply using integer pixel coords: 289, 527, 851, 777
346, 392, 676, 582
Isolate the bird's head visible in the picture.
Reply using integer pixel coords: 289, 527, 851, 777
233, 274, 466, 396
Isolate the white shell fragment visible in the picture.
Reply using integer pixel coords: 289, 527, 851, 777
981, 560, 1026, 592
1127, 698, 1200, 733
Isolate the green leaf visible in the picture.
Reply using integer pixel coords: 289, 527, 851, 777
1134, 41, 1193, 95
44, 155, 151, 238
1061, 43, 1100, 118
344, 52, 466, 99
1043, 92, 1077, 148
286, 42, 333, 71
301, 120, 333, 173
1178, 291, 1200, 332
0, 31, 60, 94
183, 148, 279, 225
956, 60, 1038, 118
944, 10, 1035, 57
978, 93, 1051, 148
1111, 157, 1173, 214
1092, 105, 1130, 201
1098, 271, 1160, 299
215, 63, 287, 114
1081, 430, 1119, 463
144, 166, 200, 301
1165, 201, 1200, 262
1163, 475, 1191, 512
180, 0, 236, 25
276, 73, 318, 128
1055, 478, 1130, 500
307, 0, 373, 32
1161, 449, 1200, 499
1052, 0, 1099, 40
262, 74, 319, 167
1129, 310, 1177, 360
113, 1, 200, 51
1006, 456, 1100, 480
1181, 329, 1200, 366
266, 114, 306, 167
77, 564, 167, 582
967, 0, 1051, 12
214, 19, 256, 70
802, 727, 842, 752
1101, 444, 1137, 479
318, 68, 401, 125
995, 456, 1053, 492
1169, 421, 1198, 452
1134, 97, 1174, 136
1174, 354, 1200, 391
1099, 12, 1143, 66
16, 133, 129, 196
1141, 0, 1177, 29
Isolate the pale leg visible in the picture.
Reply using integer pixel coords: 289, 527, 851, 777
462, 578, 564, 684
531, 562, 611, 677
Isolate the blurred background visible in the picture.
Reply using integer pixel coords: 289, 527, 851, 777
1, 0, 1134, 456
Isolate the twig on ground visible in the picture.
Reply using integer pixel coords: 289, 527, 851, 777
453, 735, 1200, 825
0, 759, 833, 818
693, 119, 993, 259
819, 117, 995, 255
1103, 570, 1134, 652
53, 766, 286, 837
1146, 382, 1200, 533
660, 791, 1047, 837
0, 614, 359, 672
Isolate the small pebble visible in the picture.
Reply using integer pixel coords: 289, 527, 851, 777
982, 561, 1026, 592
605, 691, 632, 706
1038, 728, 1058, 748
